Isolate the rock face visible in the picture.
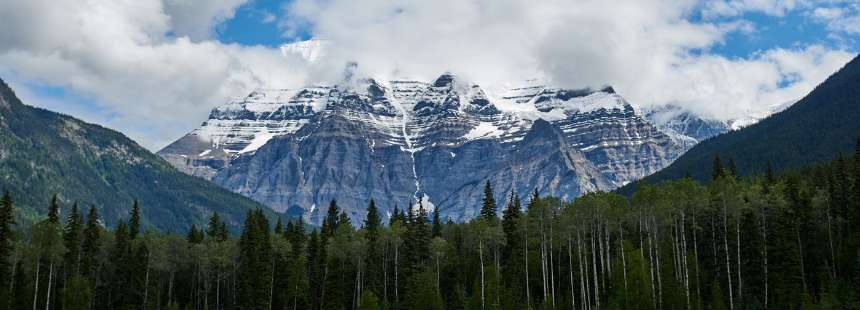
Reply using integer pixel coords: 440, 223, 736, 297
159, 75, 692, 224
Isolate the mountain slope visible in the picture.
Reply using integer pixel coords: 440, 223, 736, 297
161, 75, 686, 224
635, 54, 860, 185
0, 78, 270, 231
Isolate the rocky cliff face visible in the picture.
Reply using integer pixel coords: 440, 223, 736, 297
159, 75, 691, 224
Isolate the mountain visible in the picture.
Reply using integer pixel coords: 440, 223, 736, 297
0, 78, 270, 231
160, 74, 690, 223
634, 54, 860, 185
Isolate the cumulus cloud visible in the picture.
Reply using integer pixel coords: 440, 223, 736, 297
0, 0, 310, 148
0, 0, 857, 149
285, 0, 856, 120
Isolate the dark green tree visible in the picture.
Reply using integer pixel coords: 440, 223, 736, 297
186, 224, 203, 244
480, 181, 497, 222
63, 203, 83, 276
80, 205, 101, 277
713, 154, 725, 180
129, 200, 141, 239
432, 207, 442, 238
0, 191, 13, 301
48, 194, 60, 224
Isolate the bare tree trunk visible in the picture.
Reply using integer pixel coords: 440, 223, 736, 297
480, 239, 485, 309
722, 199, 734, 310
693, 216, 702, 310
32, 259, 40, 310
591, 224, 600, 309
568, 234, 576, 310
524, 220, 531, 309
549, 218, 556, 307
736, 216, 742, 304
620, 224, 628, 303
577, 229, 588, 310
647, 220, 657, 310
796, 227, 807, 293
395, 244, 399, 307
653, 217, 663, 309
144, 253, 151, 309
761, 207, 768, 310
44, 262, 53, 310
681, 211, 690, 309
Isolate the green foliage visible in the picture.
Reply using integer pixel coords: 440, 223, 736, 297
6, 136, 860, 310
61, 276, 92, 310
634, 55, 860, 187
0, 78, 270, 232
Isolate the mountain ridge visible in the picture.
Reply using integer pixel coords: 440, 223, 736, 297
0, 77, 273, 231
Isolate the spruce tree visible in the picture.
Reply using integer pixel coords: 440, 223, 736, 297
728, 158, 738, 177
48, 193, 60, 224
186, 224, 203, 244
274, 217, 284, 236
501, 191, 521, 260
365, 199, 381, 241
480, 181, 497, 222
432, 207, 442, 238
208, 212, 223, 241
713, 154, 724, 180
0, 191, 14, 298
129, 200, 140, 239
80, 205, 101, 277
322, 199, 340, 239
63, 203, 83, 275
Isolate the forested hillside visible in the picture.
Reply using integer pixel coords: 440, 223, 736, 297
0, 78, 270, 231
636, 54, 860, 185
2, 139, 859, 309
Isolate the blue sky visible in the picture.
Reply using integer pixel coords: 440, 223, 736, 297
1, 0, 858, 149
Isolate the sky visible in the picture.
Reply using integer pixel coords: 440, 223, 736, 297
0, 0, 859, 150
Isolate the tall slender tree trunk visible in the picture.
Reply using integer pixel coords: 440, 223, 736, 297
693, 216, 702, 310
577, 229, 588, 310
480, 239, 485, 309
620, 224, 628, 304
32, 259, 40, 310
591, 224, 600, 309
144, 253, 151, 310
735, 216, 742, 304
524, 221, 531, 309
44, 262, 53, 310
796, 227, 807, 293
568, 235, 576, 310
761, 207, 768, 310
722, 199, 734, 310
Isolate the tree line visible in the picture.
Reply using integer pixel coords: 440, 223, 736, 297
1, 139, 860, 309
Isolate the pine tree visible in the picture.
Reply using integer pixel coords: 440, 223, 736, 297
237, 209, 272, 310
208, 212, 227, 242
728, 158, 738, 177
365, 199, 381, 241
502, 191, 522, 260
80, 205, 101, 277
274, 217, 284, 235
0, 191, 14, 299
129, 200, 141, 239
432, 207, 442, 238
322, 199, 340, 239
48, 193, 60, 224
63, 203, 83, 275
713, 154, 725, 180
480, 181, 497, 222
186, 224, 203, 244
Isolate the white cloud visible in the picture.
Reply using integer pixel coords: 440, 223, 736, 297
701, 0, 804, 18
0, 0, 856, 149
285, 0, 856, 120
0, 0, 311, 148
162, 0, 250, 40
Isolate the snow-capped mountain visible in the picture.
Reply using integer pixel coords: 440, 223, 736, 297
159, 73, 697, 224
